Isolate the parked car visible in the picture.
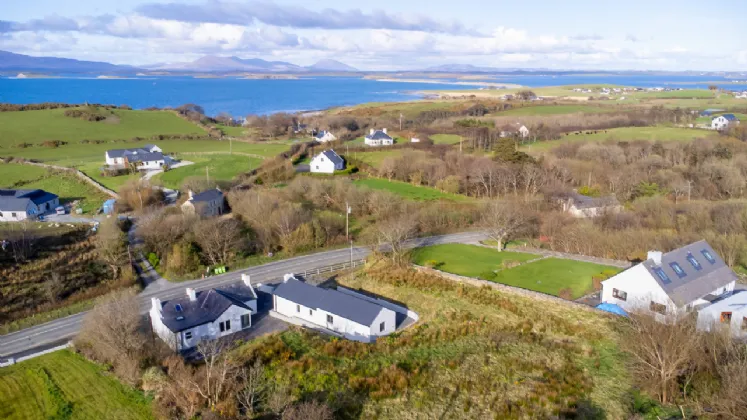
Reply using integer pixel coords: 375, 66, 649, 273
55, 206, 66, 215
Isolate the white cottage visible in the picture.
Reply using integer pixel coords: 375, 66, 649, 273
150, 277, 258, 351
310, 150, 345, 174
105, 144, 166, 169
364, 128, 394, 146
559, 192, 622, 218
314, 130, 337, 143
0, 189, 59, 222
601, 240, 737, 320
711, 114, 739, 131
181, 188, 225, 217
272, 275, 397, 342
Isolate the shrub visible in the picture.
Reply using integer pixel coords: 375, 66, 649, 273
424, 260, 443, 269
502, 260, 522, 269
558, 288, 574, 300
147, 252, 160, 268
478, 270, 497, 281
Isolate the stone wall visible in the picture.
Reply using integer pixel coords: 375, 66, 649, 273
7, 160, 119, 198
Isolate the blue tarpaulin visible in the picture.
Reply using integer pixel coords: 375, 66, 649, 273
103, 199, 116, 214
595, 302, 628, 317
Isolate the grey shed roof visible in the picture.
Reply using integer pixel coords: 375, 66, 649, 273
190, 188, 224, 203
365, 130, 393, 141
568, 192, 619, 209
720, 114, 739, 121
642, 240, 738, 306
273, 278, 386, 326
0, 189, 58, 211
314, 130, 331, 139
319, 150, 344, 166
159, 283, 257, 332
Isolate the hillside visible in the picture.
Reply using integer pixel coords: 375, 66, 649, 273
0, 50, 133, 73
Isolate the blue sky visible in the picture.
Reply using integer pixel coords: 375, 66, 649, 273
2, 0, 746, 70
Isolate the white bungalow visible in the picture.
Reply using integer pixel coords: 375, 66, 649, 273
149, 276, 258, 351
310, 150, 345, 174
271, 274, 397, 343
105, 144, 165, 169
711, 114, 739, 131
364, 128, 394, 146
314, 130, 337, 143
0, 189, 59, 222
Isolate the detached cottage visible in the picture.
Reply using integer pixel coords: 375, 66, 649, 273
272, 274, 397, 342
105, 144, 166, 170
364, 128, 394, 146
150, 277, 258, 351
181, 188, 225, 217
314, 130, 337, 143
310, 150, 345, 174
560, 192, 622, 218
0, 189, 59, 222
711, 114, 739, 131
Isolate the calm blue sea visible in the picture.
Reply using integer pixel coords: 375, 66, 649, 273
0, 74, 742, 116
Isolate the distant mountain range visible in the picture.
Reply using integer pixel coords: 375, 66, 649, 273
0, 50, 134, 73
144, 55, 358, 73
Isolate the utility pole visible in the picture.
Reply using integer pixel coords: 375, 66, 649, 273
399, 113, 403, 131
206, 166, 210, 184
687, 180, 692, 201
349, 240, 353, 268
229, 137, 232, 155
345, 201, 351, 240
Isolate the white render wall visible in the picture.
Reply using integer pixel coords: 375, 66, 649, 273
601, 264, 675, 315
310, 155, 337, 174
0, 197, 59, 222
697, 293, 747, 338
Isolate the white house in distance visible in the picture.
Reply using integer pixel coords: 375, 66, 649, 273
559, 192, 622, 218
105, 144, 166, 170
499, 123, 529, 139
310, 150, 345, 174
150, 276, 258, 351
314, 130, 337, 143
0, 189, 59, 222
601, 240, 745, 335
711, 114, 740, 131
364, 128, 394, 146
271, 274, 398, 342
181, 188, 225, 217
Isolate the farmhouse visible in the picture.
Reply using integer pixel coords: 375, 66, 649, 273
150, 278, 258, 351
364, 128, 394, 146
105, 144, 166, 170
601, 240, 737, 320
0, 189, 59, 222
271, 274, 398, 342
711, 114, 740, 131
559, 191, 622, 218
181, 188, 225, 217
499, 123, 530, 139
314, 130, 337, 143
310, 149, 345, 174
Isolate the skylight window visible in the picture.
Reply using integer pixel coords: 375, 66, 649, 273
669, 262, 686, 278
686, 254, 702, 270
175, 304, 183, 312
653, 267, 671, 284
701, 249, 716, 264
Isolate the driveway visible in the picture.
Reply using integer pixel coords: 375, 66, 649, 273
142, 160, 194, 181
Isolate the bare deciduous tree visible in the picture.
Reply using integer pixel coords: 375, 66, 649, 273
190, 340, 238, 410
282, 400, 333, 420
373, 214, 418, 264
236, 359, 268, 417
194, 218, 245, 266
481, 201, 537, 251
94, 218, 129, 278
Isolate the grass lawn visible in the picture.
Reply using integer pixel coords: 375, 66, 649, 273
0, 108, 204, 145
154, 154, 264, 189
355, 178, 471, 201
429, 133, 463, 144
491, 258, 620, 298
0, 163, 48, 187
0, 350, 152, 420
497, 104, 617, 116
411, 244, 536, 277
351, 150, 405, 167
78, 162, 140, 191
21, 175, 110, 214
526, 126, 713, 152
217, 124, 250, 137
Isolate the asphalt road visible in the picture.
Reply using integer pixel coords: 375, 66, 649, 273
0, 231, 486, 360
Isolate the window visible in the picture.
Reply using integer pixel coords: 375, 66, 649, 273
175, 304, 182, 312
612, 288, 628, 301
652, 267, 671, 284
701, 249, 716, 264
669, 262, 686, 278
380, 322, 385, 332
326, 315, 334, 324
219, 320, 231, 332
720, 312, 732, 323
296, 304, 300, 313
241, 314, 251, 329
309, 309, 313, 316
686, 254, 702, 271
184, 331, 192, 340
650, 301, 667, 315
225, 320, 230, 330
11, 212, 16, 218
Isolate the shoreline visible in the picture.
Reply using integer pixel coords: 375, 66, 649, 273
370, 77, 522, 89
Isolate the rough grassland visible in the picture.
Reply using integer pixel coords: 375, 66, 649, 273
236, 265, 631, 418
526, 126, 713, 152
351, 150, 406, 168
411, 244, 536, 276
0, 350, 152, 420
20, 175, 110, 213
429, 133, 463, 144
154, 154, 264, 189
355, 178, 470, 201
0, 163, 48, 186
496, 104, 617, 116
0, 108, 204, 145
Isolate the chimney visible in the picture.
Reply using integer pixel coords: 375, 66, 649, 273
648, 251, 663, 266
151, 297, 162, 314
283, 273, 295, 282
369, 128, 374, 135
188, 190, 194, 200
186, 288, 197, 301
242, 273, 251, 286
382, 128, 388, 134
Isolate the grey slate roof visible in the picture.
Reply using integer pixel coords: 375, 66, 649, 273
190, 188, 224, 203
0, 189, 58, 211
273, 278, 386, 326
320, 150, 344, 166
106, 148, 165, 162
159, 283, 257, 332
721, 114, 739, 121
365, 130, 393, 141
314, 130, 331, 139
642, 240, 738, 306
568, 192, 619, 209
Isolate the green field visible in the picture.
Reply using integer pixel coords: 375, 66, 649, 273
526, 126, 713, 152
355, 178, 471, 201
78, 162, 141, 191
696, 112, 747, 124
0, 108, 204, 145
0, 163, 48, 187
351, 150, 405, 167
411, 244, 620, 298
217, 124, 252, 137
154, 154, 264, 189
429, 133, 463, 144
21, 175, 110, 213
497, 104, 617, 116
0, 350, 152, 420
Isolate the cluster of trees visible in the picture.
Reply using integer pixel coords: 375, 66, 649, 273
0, 102, 131, 112
63, 106, 111, 121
